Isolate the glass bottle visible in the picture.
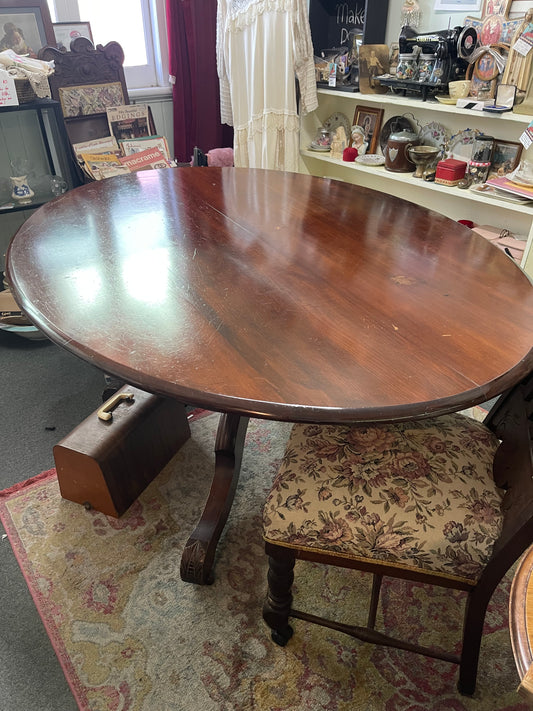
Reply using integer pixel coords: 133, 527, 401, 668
468, 135, 494, 184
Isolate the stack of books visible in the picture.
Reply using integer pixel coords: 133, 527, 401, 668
72, 104, 175, 181
485, 175, 533, 204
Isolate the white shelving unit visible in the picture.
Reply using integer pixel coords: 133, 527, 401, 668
300, 88, 533, 277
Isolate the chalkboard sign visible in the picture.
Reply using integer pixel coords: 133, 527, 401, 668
309, 0, 389, 55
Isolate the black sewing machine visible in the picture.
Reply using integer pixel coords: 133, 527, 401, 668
399, 25, 478, 85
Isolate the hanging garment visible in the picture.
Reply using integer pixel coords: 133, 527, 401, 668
216, 0, 318, 172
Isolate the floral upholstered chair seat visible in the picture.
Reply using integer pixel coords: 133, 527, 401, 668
263, 413, 503, 585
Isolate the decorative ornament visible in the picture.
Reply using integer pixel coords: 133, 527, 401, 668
10, 175, 34, 205
401, 0, 420, 30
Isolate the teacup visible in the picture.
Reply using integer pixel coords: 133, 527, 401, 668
448, 80, 472, 100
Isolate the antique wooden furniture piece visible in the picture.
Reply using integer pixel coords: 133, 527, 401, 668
510, 543, 533, 704
53, 385, 191, 517
5, 168, 533, 585
263, 370, 533, 695
38, 38, 130, 145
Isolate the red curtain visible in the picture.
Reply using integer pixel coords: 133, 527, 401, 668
166, 0, 233, 163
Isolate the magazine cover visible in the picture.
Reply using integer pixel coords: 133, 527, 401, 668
73, 136, 119, 157
119, 135, 170, 161
106, 104, 153, 142
119, 147, 169, 172
486, 175, 533, 201
79, 152, 129, 180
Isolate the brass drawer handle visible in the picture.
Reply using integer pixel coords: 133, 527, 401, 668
97, 391, 135, 421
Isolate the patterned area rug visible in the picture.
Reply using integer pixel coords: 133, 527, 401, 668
0, 411, 527, 711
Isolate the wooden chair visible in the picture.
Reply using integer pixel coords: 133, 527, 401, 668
262, 370, 533, 695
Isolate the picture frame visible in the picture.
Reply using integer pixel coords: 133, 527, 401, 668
58, 82, 126, 118
490, 139, 523, 175
0, 0, 55, 57
53, 21, 93, 51
352, 105, 383, 155
358, 44, 390, 94
434, 0, 481, 11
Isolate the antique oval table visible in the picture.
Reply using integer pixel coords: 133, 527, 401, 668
7, 167, 533, 583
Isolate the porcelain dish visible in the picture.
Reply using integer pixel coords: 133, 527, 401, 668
418, 121, 449, 159
435, 95, 457, 105
355, 154, 386, 166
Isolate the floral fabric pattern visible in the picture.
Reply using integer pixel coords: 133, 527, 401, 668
263, 414, 502, 583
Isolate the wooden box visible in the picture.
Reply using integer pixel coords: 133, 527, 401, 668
53, 385, 191, 517
435, 158, 467, 186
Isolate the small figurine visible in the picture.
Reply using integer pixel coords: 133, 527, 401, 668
330, 126, 348, 159
351, 125, 368, 155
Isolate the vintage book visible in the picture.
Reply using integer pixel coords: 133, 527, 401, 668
79, 152, 129, 180
72, 136, 119, 157
119, 147, 169, 172
106, 104, 153, 143
119, 135, 170, 161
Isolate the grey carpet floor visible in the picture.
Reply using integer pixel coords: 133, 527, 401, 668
1, 328, 105, 711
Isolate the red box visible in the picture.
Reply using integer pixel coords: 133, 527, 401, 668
435, 159, 467, 186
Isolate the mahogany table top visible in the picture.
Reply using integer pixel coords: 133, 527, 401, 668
6, 167, 533, 423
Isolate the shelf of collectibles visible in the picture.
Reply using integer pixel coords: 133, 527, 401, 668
300, 87, 533, 278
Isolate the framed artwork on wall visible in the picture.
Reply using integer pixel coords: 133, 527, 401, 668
352, 105, 383, 154
0, 0, 55, 57
53, 21, 93, 51
434, 0, 482, 11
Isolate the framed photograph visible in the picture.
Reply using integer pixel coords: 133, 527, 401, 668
0, 0, 55, 57
490, 139, 523, 175
358, 45, 390, 94
58, 82, 126, 118
53, 21, 93, 51
434, 0, 481, 10
352, 105, 383, 155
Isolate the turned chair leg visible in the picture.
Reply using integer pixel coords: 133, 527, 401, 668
367, 573, 383, 629
263, 552, 295, 646
457, 591, 488, 696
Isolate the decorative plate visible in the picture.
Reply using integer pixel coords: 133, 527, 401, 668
446, 128, 480, 162
309, 143, 331, 152
418, 121, 449, 159
323, 112, 351, 144
435, 95, 457, 105
355, 154, 386, 166
379, 115, 416, 154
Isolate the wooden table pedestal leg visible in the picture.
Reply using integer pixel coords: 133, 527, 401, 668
180, 412, 249, 584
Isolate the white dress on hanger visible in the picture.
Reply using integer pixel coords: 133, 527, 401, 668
217, 0, 318, 172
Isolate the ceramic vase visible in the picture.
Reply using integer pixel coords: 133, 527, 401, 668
10, 175, 34, 205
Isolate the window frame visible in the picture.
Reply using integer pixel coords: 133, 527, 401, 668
48, 0, 169, 91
